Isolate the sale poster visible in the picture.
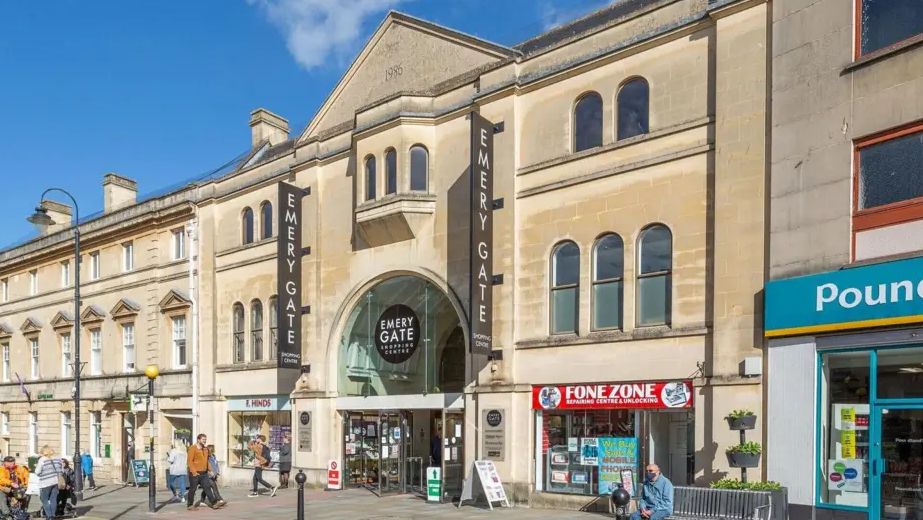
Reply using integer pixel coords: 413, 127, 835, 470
840, 407, 856, 430
841, 430, 856, 458
598, 437, 638, 496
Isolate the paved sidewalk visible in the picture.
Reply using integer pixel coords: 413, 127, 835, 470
70, 484, 606, 520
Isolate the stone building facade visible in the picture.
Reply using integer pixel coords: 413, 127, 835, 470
0, 0, 771, 509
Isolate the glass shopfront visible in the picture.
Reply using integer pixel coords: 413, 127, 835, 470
226, 396, 292, 469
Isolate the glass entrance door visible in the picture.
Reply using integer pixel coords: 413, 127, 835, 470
377, 411, 407, 495
873, 407, 923, 520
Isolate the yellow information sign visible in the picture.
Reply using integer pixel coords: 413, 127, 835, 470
841, 430, 856, 458
841, 408, 855, 423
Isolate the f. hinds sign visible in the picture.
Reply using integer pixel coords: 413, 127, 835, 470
277, 182, 303, 370
532, 381, 693, 410
765, 256, 923, 337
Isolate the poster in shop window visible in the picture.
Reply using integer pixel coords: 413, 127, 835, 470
580, 438, 599, 465
598, 437, 638, 496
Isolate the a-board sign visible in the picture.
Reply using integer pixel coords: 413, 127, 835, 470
427, 466, 442, 502
131, 459, 150, 485
458, 460, 510, 510
326, 460, 341, 490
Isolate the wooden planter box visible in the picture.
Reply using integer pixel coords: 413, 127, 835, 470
726, 415, 757, 430
727, 451, 761, 468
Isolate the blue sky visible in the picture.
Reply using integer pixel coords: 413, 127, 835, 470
0, 0, 610, 248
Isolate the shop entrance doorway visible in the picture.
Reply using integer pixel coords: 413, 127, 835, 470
871, 405, 923, 520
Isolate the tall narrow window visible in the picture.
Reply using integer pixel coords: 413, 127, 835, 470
410, 145, 428, 192
242, 208, 255, 245
2, 343, 9, 382
122, 241, 134, 271
30, 338, 39, 379
61, 333, 72, 377
90, 252, 100, 280
123, 323, 135, 372
365, 156, 377, 201
29, 413, 38, 455
251, 300, 264, 362
617, 78, 650, 141
90, 412, 102, 458
1, 412, 8, 436
1, 279, 7, 302
269, 296, 278, 360
90, 329, 102, 375
61, 261, 70, 287
61, 412, 71, 458
30, 270, 38, 295
551, 242, 580, 334
385, 149, 397, 195
173, 317, 187, 368
261, 202, 273, 239
592, 234, 624, 330
233, 303, 245, 363
172, 228, 186, 260
574, 92, 603, 152
637, 224, 673, 326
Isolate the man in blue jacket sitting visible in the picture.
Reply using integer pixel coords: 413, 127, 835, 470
630, 463, 673, 520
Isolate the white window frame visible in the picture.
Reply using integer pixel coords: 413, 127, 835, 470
122, 242, 134, 272
61, 261, 70, 287
90, 252, 100, 280
30, 338, 39, 379
1, 344, 8, 382
1, 412, 9, 436
61, 412, 72, 458
62, 333, 72, 377
89, 411, 102, 459
90, 328, 102, 375
1, 278, 7, 302
172, 316, 187, 368
172, 229, 186, 260
29, 269, 38, 295
123, 323, 135, 372
29, 412, 38, 455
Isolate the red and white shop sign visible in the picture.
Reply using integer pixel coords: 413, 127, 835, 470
327, 460, 341, 490
532, 381, 694, 410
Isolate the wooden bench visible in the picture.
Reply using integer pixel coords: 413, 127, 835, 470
668, 487, 772, 520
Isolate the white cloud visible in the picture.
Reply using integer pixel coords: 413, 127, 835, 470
539, 0, 621, 31
539, 1, 570, 31
246, 0, 408, 70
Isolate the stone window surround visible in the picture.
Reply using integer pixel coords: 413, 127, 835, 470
359, 143, 432, 206
228, 295, 278, 365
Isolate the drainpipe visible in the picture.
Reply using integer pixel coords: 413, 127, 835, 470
187, 216, 199, 436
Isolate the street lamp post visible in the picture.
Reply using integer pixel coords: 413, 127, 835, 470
145, 364, 160, 514
28, 189, 83, 501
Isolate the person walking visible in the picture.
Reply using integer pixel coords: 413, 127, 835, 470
56, 459, 76, 516
198, 445, 222, 504
35, 446, 64, 520
278, 434, 292, 489
246, 436, 276, 498
186, 434, 224, 511
166, 443, 188, 503
80, 450, 96, 491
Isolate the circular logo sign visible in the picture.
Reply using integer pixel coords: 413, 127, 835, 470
833, 462, 846, 473
374, 304, 421, 364
486, 409, 503, 427
829, 472, 842, 482
660, 382, 692, 408
844, 468, 858, 479
538, 386, 562, 409
300, 412, 310, 425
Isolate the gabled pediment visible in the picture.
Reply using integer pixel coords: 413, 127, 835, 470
159, 289, 191, 313
111, 299, 141, 321
50, 311, 74, 331
79, 304, 107, 325
20, 317, 42, 335
0, 322, 13, 340
300, 11, 515, 141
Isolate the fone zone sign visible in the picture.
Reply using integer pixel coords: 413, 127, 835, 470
277, 182, 303, 370
469, 111, 495, 355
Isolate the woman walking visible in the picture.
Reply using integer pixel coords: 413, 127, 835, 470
198, 445, 222, 504
166, 443, 188, 503
35, 446, 64, 519
278, 434, 292, 489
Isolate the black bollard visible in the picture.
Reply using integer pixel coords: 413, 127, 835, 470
611, 484, 631, 520
295, 470, 307, 520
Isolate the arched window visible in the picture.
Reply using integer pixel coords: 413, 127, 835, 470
592, 234, 624, 330
232, 302, 245, 363
617, 78, 650, 141
242, 208, 254, 245
574, 92, 603, 152
365, 156, 376, 201
268, 295, 278, 360
637, 224, 672, 326
410, 145, 428, 192
260, 202, 273, 240
551, 241, 580, 334
385, 149, 397, 195
251, 300, 263, 361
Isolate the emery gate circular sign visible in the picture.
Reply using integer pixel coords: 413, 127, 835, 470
374, 304, 421, 364
486, 410, 502, 427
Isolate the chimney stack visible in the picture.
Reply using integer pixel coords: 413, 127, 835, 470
103, 173, 138, 213
249, 108, 290, 147
41, 200, 72, 235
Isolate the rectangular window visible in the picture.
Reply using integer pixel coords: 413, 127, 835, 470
61, 412, 72, 458
854, 123, 923, 235
61, 333, 72, 377
2, 344, 8, 382
1, 412, 8, 436
29, 269, 38, 295
172, 229, 186, 260
227, 411, 291, 468
637, 274, 672, 326
30, 338, 39, 379
90, 412, 102, 459
29, 412, 38, 455
1, 278, 7, 302
90, 251, 100, 280
123, 323, 135, 372
122, 242, 134, 271
61, 261, 70, 287
819, 351, 870, 508
173, 317, 187, 368
91, 329, 102, 375
857, 0, 923, 57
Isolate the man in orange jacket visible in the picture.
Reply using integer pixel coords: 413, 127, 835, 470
0, 456, 29, 517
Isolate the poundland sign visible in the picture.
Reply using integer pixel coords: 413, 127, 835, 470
765, 256, 923, 337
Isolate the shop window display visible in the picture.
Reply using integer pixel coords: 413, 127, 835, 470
228, 412, 292, 468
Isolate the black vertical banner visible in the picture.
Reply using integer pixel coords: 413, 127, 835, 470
277, 182, 303, 369
470, 112, 494, 355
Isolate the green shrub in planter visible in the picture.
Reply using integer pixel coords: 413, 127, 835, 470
726, 441, 762, 468
725, 410, 757, 430
710, 479, 781, 491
